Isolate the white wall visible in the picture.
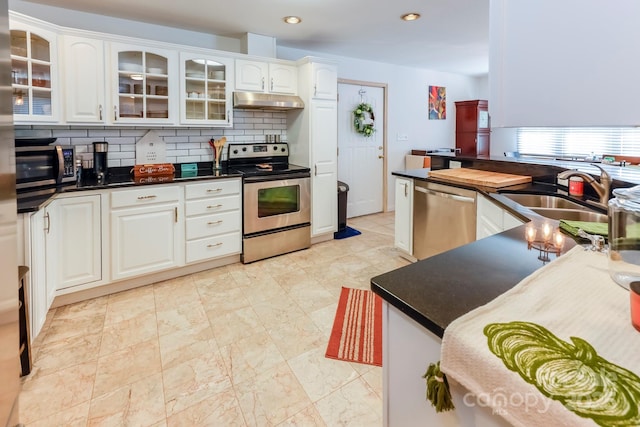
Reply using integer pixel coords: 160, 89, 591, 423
279, 47, 485, 211
489, 0, 640, 127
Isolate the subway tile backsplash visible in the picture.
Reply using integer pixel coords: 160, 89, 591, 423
14, 110, 287, 167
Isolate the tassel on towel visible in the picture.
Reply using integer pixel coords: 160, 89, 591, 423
423, 361, 455, 412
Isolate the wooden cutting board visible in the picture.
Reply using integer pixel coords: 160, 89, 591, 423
428, 168, 531, 188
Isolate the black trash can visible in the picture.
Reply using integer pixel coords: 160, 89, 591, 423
337, 181, 349, 232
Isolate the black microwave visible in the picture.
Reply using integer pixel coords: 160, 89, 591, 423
15, 141, 76, 191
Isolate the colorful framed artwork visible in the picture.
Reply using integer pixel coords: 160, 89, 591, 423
428, 86, 446, 120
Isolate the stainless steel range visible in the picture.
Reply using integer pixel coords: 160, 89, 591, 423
227, 142, 311, 263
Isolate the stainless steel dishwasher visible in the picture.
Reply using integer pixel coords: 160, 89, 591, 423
413, 181, 476, 260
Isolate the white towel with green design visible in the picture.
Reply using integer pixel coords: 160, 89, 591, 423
440, 246, 640, 427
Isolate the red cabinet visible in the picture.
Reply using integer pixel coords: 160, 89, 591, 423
455, 100, 490, 157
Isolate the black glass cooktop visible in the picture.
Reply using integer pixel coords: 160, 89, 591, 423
230, 163, 310, 177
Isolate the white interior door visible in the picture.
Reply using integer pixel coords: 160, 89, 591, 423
337, 83, 384, 218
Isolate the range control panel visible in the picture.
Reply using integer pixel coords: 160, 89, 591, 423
227, 143, 289, 160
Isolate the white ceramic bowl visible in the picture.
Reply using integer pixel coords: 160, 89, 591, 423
120, 63, 140, 72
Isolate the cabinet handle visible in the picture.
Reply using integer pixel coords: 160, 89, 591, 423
44, 212, 50, 234
207, 242, 223, 248
404, 183, 408, 197
227, 110, 230, 123
99, 104, 103, 121
137, 195, 157, 200
175, 207, 178, 223
206, 204, 223, 209
261, 77, 265, 90
270, 78, 273, 92
314, 165, 317, 176
206, 188, 223, 193
207, 220, 223, 225
378, 155, 384, 159
114, 105, 118, 121
314, 84, 317, 97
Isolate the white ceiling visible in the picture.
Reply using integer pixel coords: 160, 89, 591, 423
22, 0, 490, 76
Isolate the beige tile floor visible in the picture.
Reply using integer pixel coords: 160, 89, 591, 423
20, 212, 410, 426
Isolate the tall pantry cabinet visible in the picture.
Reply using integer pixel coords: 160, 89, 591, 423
454, 100, 490, 157
287, 58, 338, 240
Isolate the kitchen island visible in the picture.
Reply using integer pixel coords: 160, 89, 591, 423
371, 159, 615, 426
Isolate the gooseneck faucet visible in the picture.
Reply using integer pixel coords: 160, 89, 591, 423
557, 164, 612, 206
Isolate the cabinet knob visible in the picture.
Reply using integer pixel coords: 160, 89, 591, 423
378, 155, 384, 159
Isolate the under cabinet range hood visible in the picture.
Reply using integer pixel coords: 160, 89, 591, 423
233, 92, 305, 110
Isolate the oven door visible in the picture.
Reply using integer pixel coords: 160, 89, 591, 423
243, 172, 311, 235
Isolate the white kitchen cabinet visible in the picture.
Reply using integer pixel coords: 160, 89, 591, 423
384, 302, 512, 427
110, 42, 178, 124
288, 59, 338, 238
27, 209, 48, 340
180, 52, 233, 126
10, 13, 60, 123
46, 194, 102, 291
235, 59, 297, 94
394, 177, 413, 256
184, 179, 242, 263
310, 99, 338, 236
61, 34, 106, 123
476, 194, 525, 240
110, 185, 183, 280
311, 62, 337, 100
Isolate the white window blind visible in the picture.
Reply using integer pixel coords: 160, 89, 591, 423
517, 128, 640, 158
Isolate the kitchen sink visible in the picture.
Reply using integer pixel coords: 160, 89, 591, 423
529, 208, 608, 223
499, 193, 590, 210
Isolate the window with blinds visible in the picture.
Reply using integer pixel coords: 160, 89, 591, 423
517, 128, 640, 158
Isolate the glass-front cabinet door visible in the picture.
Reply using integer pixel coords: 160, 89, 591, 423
10, 24, 58, 122
110, 43, 177, 124
180, 53, 233, 126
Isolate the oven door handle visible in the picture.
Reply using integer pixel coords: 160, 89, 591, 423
243, 171, 311, 183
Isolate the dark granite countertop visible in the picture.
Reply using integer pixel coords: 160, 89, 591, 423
371, 225, 578, 338
17, 163, 242, 214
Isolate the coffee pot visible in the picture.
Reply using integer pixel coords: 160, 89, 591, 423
93, 141, 108, 183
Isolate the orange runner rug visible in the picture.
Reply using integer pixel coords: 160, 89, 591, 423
325, 287, 383, 367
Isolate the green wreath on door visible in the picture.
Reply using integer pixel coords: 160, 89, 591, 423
353, 103, 376, 137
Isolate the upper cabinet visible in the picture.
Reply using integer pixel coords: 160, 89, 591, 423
235, 59, 297, 95
10, 18, 59, 123
110, 43, 178, 124
311, 62, 337, 100
61, 34, 106, 123
180, 53, 233, 126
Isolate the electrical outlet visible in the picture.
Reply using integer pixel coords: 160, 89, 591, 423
397, 133, 408, 141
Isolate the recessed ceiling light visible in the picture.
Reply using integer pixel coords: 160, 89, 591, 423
401, 13, 421, 21
283, 16, 302, 24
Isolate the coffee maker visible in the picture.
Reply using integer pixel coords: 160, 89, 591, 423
93, 141, 108, 183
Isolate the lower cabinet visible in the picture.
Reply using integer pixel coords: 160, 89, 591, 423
25, 194, 102, 340
394, 177, 414, 256
28, 209, 48, 340
384, 302, 513, 427
48, 194, 102, 290
110, 185, 183, 281
184, 179, 241, 263
22, 178, 243, 334
476, 194, 524, 240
